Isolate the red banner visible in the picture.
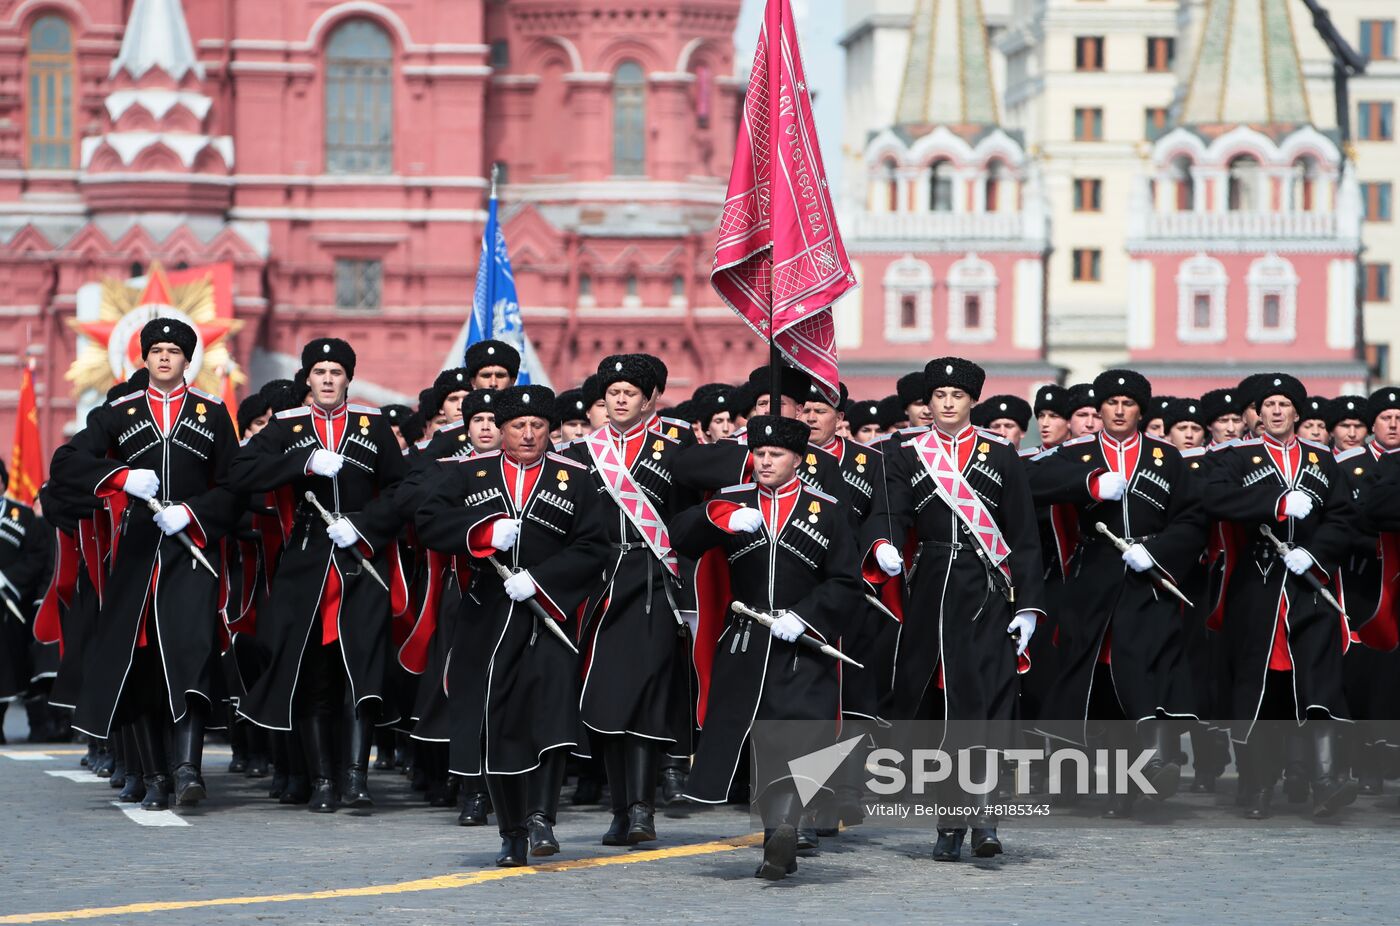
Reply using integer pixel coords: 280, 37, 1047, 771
711, 0, 855, 402
7, 364, 42, 504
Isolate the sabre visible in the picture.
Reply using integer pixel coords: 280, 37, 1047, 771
1259, 525, 1352, 623
146, 499, 218, 578
302, 491, 390, 593
485, 554, 579, 655
731, 601, 864, 669
864, 592, 901, 624
1093, 521, 1195, 609
0, 570, 25, 623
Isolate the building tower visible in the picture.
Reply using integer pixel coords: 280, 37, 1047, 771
839, 0, 1057, 398
1124, 0, 1368, 395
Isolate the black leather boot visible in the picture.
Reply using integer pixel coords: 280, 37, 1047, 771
525, 748, 566, 857
1139, 718, 1182, 801
458, 773, 489, 826
132, 714, 170, 811
343, 709, 375, 811
933, 828, 966, 862
971, 818, 1003, 858
796, 812, 821, 849
228, 713, 248, 773
108, 731, 127, 790
487, 773, 529, 867
374, 726, 395, 770
624, 737, 658, 844
1283, 729, 1311, 804
600, 738, 629, 846
118, 726, 146, 803
755, 789, 801, 880
245, 725, 270, 778
173, 703, 207, 807
1311, 722, 1359, 817
302, 715, 338, 813
658, 753, 688, 807
1102, 791, 1136, 819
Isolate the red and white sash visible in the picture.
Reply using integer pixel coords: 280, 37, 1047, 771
585, 429, 679, 576
909, 430, 1012, 582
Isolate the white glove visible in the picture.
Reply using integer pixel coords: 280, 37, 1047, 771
1096, 472, 1128, 502
769, 611, 805, 642
153, 504, 191, 537
1284, 548, 1314, 576
124, 469, 160, 501
1008, 611, 1037, 657
729, 507, 764, 534
875, 542, 904, 577
309, 449, 344, 478
490, 518, 521, 552
1282, 490, 1313, 520
326, 517, 360, 549
1122, 543, 1155, 573
503, 570, 536, 602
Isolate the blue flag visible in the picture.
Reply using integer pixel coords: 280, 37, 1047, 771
467, 195, 545, 384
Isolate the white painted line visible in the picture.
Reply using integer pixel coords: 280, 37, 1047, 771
0, 751, 53, 760
45, 770, 108, 782
110, 801, 190, 827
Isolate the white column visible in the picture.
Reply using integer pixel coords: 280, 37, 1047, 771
1012, 259, 1043, 350
1326, 259, 1357, 350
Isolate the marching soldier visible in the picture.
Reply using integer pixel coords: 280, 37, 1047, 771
672, 415, 860, 880
415, 385, 606, 866
1202, 374, 1359, 819
49, 319, 241, 809
565, 355, 692, 845
228, 338, 408, 813
1029, 371, 1206, 816
863, 358, 1046, 861
0, 462, 49, 740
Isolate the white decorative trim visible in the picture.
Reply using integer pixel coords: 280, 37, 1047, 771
1126, 259, 1155, 350
834, 259, 864, 350
1175, 253, 1227, 344
945, 253, 997, 344
1245, 253, 1298, 343
1326, 259, 1358, 351
306, 2, 415, 50
1012, 259, 1043, 351
882, 255, 934, 344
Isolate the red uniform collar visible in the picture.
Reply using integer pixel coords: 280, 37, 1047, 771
1260, 432, 1298, 452
607, 419, 650, 442
757, 476, 802, 500
931, 423, 976, 445
1100, 430, 1141, 452
145, 382, 187, 401
311, 400, 349, 421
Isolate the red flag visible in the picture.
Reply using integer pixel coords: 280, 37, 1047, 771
712, 0, 855, 401
8, 364, 43, 504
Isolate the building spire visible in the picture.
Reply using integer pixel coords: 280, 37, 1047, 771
1180, 0, 1311, 127
894, 0, 999, 129
110, 0, 205, 82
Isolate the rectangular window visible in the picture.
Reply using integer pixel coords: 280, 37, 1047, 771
1359, 102, 1395, 141
1192, 293, 1213, 329
1365, 262, 1392, 302
490, 41, 510, 69
334, 259, 383, 311
900, 295, 918, 330
1363, 182, 1393, 221
1073, 178, 1102, 212
1146, 36, 1175, 72
963, 294, 982, 329
1145, 106, 1169, 141
1072, 248, 1102, 282
1361, 20, 1396, 61
1261, 293, 1282, 329
1075, 36, 1104, 71
1074, 107, 1103, 141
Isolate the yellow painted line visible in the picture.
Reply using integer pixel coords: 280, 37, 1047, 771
0, 834, 762, 924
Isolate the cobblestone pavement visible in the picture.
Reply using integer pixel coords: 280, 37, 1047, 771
2, 711, 1397, 925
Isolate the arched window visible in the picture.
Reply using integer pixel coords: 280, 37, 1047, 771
883, 160, 899, 212
1227, 155, 1260, 211
613, 61, 646, 176
27, 16, 74, 169
984, 160, 1003, 213
1171, 156, 1195, 211
929, 160, 953, 212
1291, 157, 1318, 211
325, 20, 393, 174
